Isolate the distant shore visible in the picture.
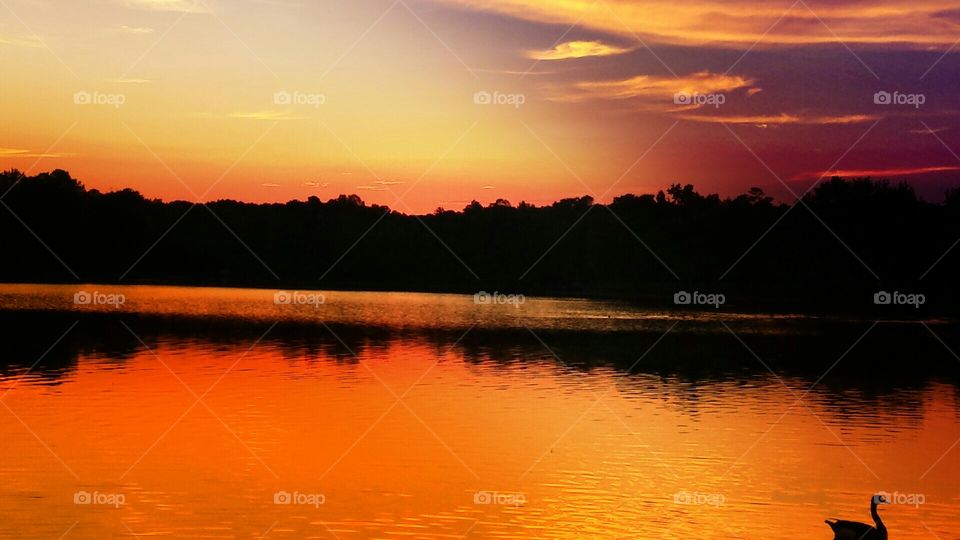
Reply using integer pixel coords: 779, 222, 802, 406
2, 169, 959, 316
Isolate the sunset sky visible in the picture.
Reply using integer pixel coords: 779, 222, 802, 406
2, 0, 959, 212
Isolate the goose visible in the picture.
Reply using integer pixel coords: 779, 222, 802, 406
825, 494, 889, 539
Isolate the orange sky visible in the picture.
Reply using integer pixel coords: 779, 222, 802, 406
2, 0, 959, 211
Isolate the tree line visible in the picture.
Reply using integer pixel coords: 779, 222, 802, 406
1, 169, 958, 313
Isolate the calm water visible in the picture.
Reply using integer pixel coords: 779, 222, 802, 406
0, 284, 958, 539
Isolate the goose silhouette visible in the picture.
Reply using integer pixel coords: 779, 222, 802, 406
825, 494, 889, 539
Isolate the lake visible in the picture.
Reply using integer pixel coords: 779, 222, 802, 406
0, 284, 958, 538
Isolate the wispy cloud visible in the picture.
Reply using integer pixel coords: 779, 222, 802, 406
120, 0, 211, 13
356, 185, 387, 191
800, 164, 960, 179
252, 0, 304, 6
909, 126, 949, 135
0, 148, 70, 158
475, 68, 555, 76
110, 78, 153, 84
0, 35, 43, 48
678, 113, 879, 127
118, 25, 155, 34
261, 182, 281, 187
430, 0, 960, 47
555, 71, 754, 103
528, 40, 630, 60
304, 181, 329, 188
228, 110, 302, 121
552, 70, 880, 126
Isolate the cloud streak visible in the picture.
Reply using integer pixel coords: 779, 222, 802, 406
528, 40, 630, 60
0, 148, 69, 158
550, 70, 883, 126
118, 25, 155, 34
120, 0, 211, 13
803, 164, 960, 179
431, 0, 960, 47
678, 113, 879, 126
0, 35, 43, 48
555, 71, 755, 103
228, 110, 303, 121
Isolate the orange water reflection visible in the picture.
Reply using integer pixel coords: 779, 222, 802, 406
1, 335, 958, 539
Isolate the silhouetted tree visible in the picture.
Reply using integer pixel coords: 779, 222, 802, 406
1, 169, 958, 313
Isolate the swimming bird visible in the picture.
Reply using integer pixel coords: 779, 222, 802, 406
825, 494, 889, 539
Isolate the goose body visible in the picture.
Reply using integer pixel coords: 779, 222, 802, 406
825, 495, 889, 540
824, 519, 886, 539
